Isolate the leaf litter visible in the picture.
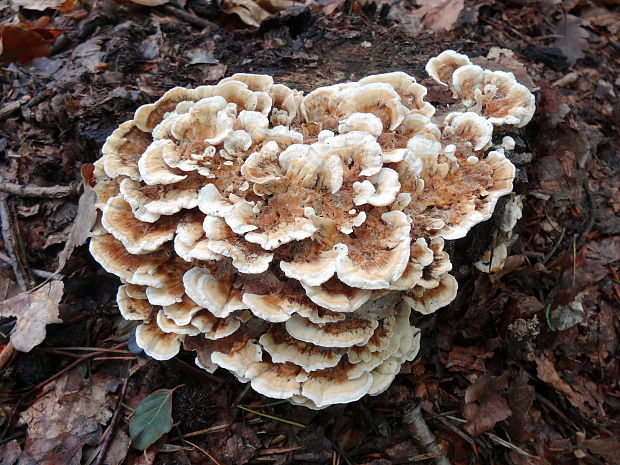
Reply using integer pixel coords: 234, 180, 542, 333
0, 0, 618, 463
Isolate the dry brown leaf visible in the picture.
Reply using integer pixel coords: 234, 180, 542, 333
18, 369, 121, 464
0, 23, 62, 64
463, 373, 513, 436
581, 438, 620, 465
126, 446, 157, 465
535, 353, 598, 416
412, 0, 464, 32
0, 439, 21, 465
221, 0, 295, 27
104, 430, 132, 465
0, 281, 63, 352
57, 178, 97, 272
554, 15, 588, 65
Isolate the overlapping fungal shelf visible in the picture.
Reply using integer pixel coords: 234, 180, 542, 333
90, 50, 534, 409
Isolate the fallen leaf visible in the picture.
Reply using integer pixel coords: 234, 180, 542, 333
126, 446, 157, 465
553, 237, 620, 306
581, 438, 620, 465
463, 373, 512, 436
222, 0, 296, 27
0, 23, 62, 64
204, 63, 228, 81
223, 424, 261, 465
411, 0, 464, 32
0, 439, 21, 465
9, 0, 65, 10
70, 37, 105, 73
104, 430, 132, 465
57, 179, 96, 271
550, 292, 586, 330
18, 370, 120, 464
129, 389, 175, 450
535, 353, 597, 416
0, 281, 63, 352
554, 15, 588, 65
531, 150, 579, 201
444, 345, 494, 373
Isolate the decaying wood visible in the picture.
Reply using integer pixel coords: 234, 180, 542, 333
403, 403, 451, 465
0, 182, 80, 198
161, 4, 218, 29
0, 194, 33, 290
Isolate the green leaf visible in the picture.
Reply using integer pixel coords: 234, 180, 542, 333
129, 389, 175, 450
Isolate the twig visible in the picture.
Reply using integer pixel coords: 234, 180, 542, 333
409, 451, 447, 462
1, 342, 129, 397
0, 101, 22, 120
0, 182, 80, 198
485, 432, 538, 459
0, 342, 15, 370
0, 194, 33, 290
236, 405, 306, 428
183, 439, 223, 465
172, 357, 224, 383
0, 343, 129, 442
168, 418, 262, 442
403, 403, 451, 465
332, 444, 353, 465
258, 446, 305, 455
438, 415, 538, 459
94, 364, 131, 465
541, 226, 566, 265
0, 252, 62, 280
431, 414, 473, 445
45, 346, 132, 353
0, 429, 26, 446
161, 5, 218, 29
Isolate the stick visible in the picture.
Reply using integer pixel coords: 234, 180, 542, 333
161, 5, 218, 29
0, 342, 15, 370
0, 182, 79, 198
1, 342, 129, 398
0, 251, 62, 280
94, 364, 131, 465
0, 194, 33, 290
403, 403, 451, 465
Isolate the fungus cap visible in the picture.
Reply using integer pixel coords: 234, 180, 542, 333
90, 51, 534, 408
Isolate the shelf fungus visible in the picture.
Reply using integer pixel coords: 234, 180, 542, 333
90, 51, 534, 408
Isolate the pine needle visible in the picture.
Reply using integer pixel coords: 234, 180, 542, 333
236, 405, 306, 428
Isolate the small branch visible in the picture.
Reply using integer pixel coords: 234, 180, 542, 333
1, 342, 129, 398
0, 251, 62, 280
403, 403, 451, 465
0, 182, 80, 198
94, 364, 131, 465
0, 194, 33, 290
0, 342, 15, 370
183, 439, 223, 465
161, 5, 218, 29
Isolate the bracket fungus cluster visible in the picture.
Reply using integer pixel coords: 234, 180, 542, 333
90, 50, 535, 409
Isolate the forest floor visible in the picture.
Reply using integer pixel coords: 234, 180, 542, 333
0, 0, 619, 464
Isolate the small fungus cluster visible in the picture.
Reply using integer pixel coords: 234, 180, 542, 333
90, 50, 535, 409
